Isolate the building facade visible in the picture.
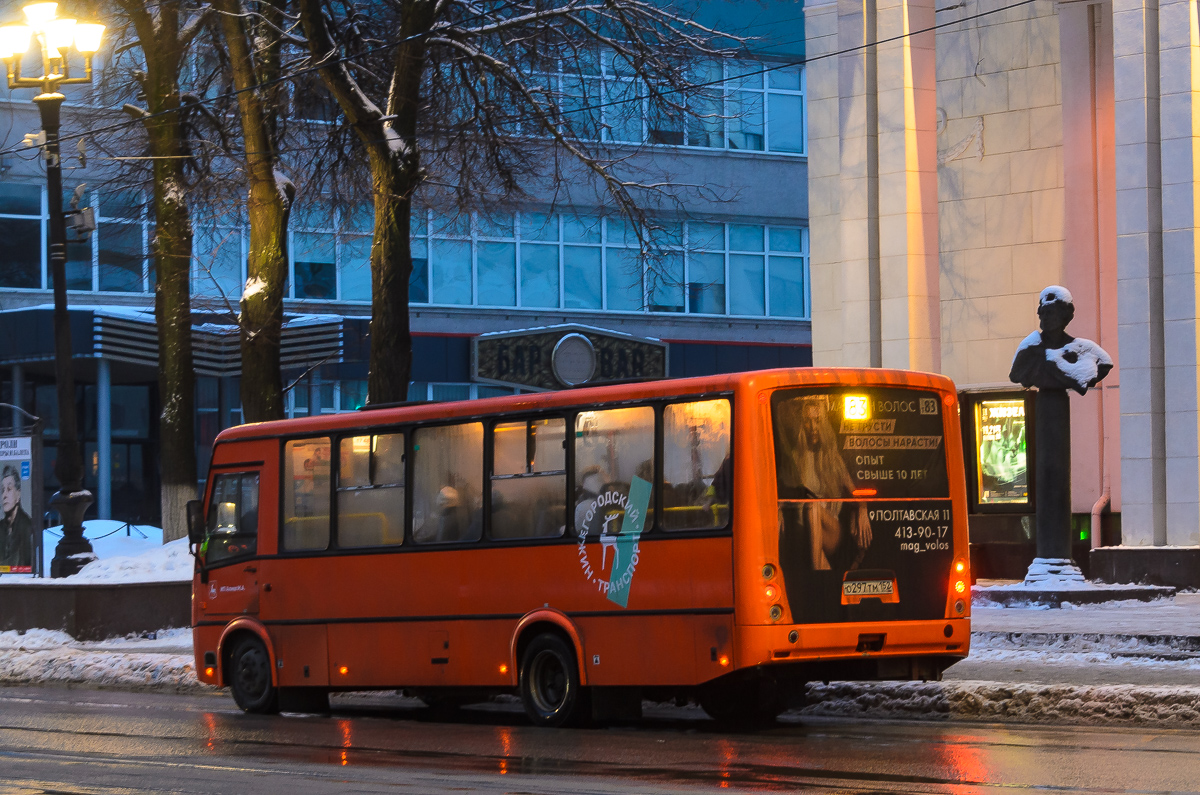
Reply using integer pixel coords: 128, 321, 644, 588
807, 0, 1200, 582
0, 2, 813, 527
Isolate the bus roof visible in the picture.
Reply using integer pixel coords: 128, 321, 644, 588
215, 367, 957, 443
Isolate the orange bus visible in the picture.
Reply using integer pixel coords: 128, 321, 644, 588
188, 368, 971, 725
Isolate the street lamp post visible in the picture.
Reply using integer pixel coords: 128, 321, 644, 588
0, 4, 104, 577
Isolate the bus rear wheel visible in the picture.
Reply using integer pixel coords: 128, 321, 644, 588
699, 675, 786, 728
519, 634, 588, 727
228, 636, 279, 714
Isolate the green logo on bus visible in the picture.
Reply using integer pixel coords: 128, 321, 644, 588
576, 475, 653, 607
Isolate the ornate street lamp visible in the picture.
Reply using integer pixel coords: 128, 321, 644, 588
0, 4, 104, 577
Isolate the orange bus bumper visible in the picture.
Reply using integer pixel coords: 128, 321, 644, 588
737, 618, 970, 674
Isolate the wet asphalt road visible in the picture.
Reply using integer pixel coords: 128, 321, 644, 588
0, 686, 1199, 794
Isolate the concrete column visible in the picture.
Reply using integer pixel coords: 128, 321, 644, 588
808, 0, 940, 369
837, 0, 882, 367
1114, 0, 1167, 545
97, 357, 111, 521
10, 364, 22, 432
806, 0, 847, 365
875, 0, 940, 371
1157, 0, 1200, 545
1060, 0, 1121, 517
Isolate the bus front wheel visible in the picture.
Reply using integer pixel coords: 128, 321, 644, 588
228, 636, 279, 714
519, 633, 588, 727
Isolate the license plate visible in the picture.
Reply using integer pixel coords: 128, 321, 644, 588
843, 579, 894, 597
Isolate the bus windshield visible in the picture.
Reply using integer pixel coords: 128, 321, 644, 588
771, 387, 952, 624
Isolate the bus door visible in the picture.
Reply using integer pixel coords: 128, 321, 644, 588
201, 469, 262, 617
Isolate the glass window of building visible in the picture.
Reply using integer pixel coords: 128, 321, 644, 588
532, 54, 803, 155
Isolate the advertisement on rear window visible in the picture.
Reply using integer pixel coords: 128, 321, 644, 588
771, 388, 953, 623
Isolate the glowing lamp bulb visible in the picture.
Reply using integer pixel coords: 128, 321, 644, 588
499, 664, 508, 674
204, 666, 215, 678
718, 655, 729, 667
45, 16, 74, 52
954, 580, 966, 594
765, 585, 778, 601
955, 560, 966, 573
0, 25, 31, 60
73, 22, 103, 53
338, 665, 349, 676
21, 3, 57, 29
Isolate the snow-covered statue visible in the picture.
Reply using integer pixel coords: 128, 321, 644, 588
1009, 286, 1113, 395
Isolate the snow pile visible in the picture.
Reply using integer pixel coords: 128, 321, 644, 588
28, 527, 191, 584
41, 520, 165, 569
1045, 338, 1113, 392
802, 681, 1200, 726
0, 628, 205, 692
65, 538, 192, 583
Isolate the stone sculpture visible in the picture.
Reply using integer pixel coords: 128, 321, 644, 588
1010, 286, 1113, 395
1009, 286, 1112, 587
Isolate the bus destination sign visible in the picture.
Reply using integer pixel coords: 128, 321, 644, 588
472, 325, 667, 391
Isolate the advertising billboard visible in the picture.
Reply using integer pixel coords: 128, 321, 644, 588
0, 436, 36, 573
974, 398, 1029, 506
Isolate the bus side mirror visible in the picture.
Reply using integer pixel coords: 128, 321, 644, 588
186, 500, 205, 545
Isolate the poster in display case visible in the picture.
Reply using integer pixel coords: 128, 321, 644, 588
960, 392, 1033, 513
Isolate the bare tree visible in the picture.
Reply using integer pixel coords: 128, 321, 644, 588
215, 0, 295, 422
105, 0, 211, 541
298, 0, 736, 404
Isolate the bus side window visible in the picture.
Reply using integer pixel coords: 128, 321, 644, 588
283, 438, 332, 551
337, 433, 405, 548
491, 418, 566, 540
205, 472, 259, 564
662, 399, 732, 531
413, 422, 484, 544
573, 407, 655, 536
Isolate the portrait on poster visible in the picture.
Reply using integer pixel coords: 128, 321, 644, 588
0, 437, 34, 573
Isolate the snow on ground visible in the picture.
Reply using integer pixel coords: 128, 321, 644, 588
0, 628, 204, 692
43, 520, 164, 565
0, 624, 1199, 725
802, 680, 1200, 725
63, 538, 192, 584
21, 526, 191, 584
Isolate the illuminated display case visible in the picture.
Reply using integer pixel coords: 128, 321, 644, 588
959, 391, 1035, 514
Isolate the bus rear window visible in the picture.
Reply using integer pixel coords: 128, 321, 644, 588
769, 387, 952, 623
771, 388, 948, 501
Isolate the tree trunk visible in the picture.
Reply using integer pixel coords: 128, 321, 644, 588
217, 0, 290, 423
299, 0, 433, 405
122, 6, 198, 541
366, 165, 414, 404
151, 156, 197, 540
239, 181, 289, 423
